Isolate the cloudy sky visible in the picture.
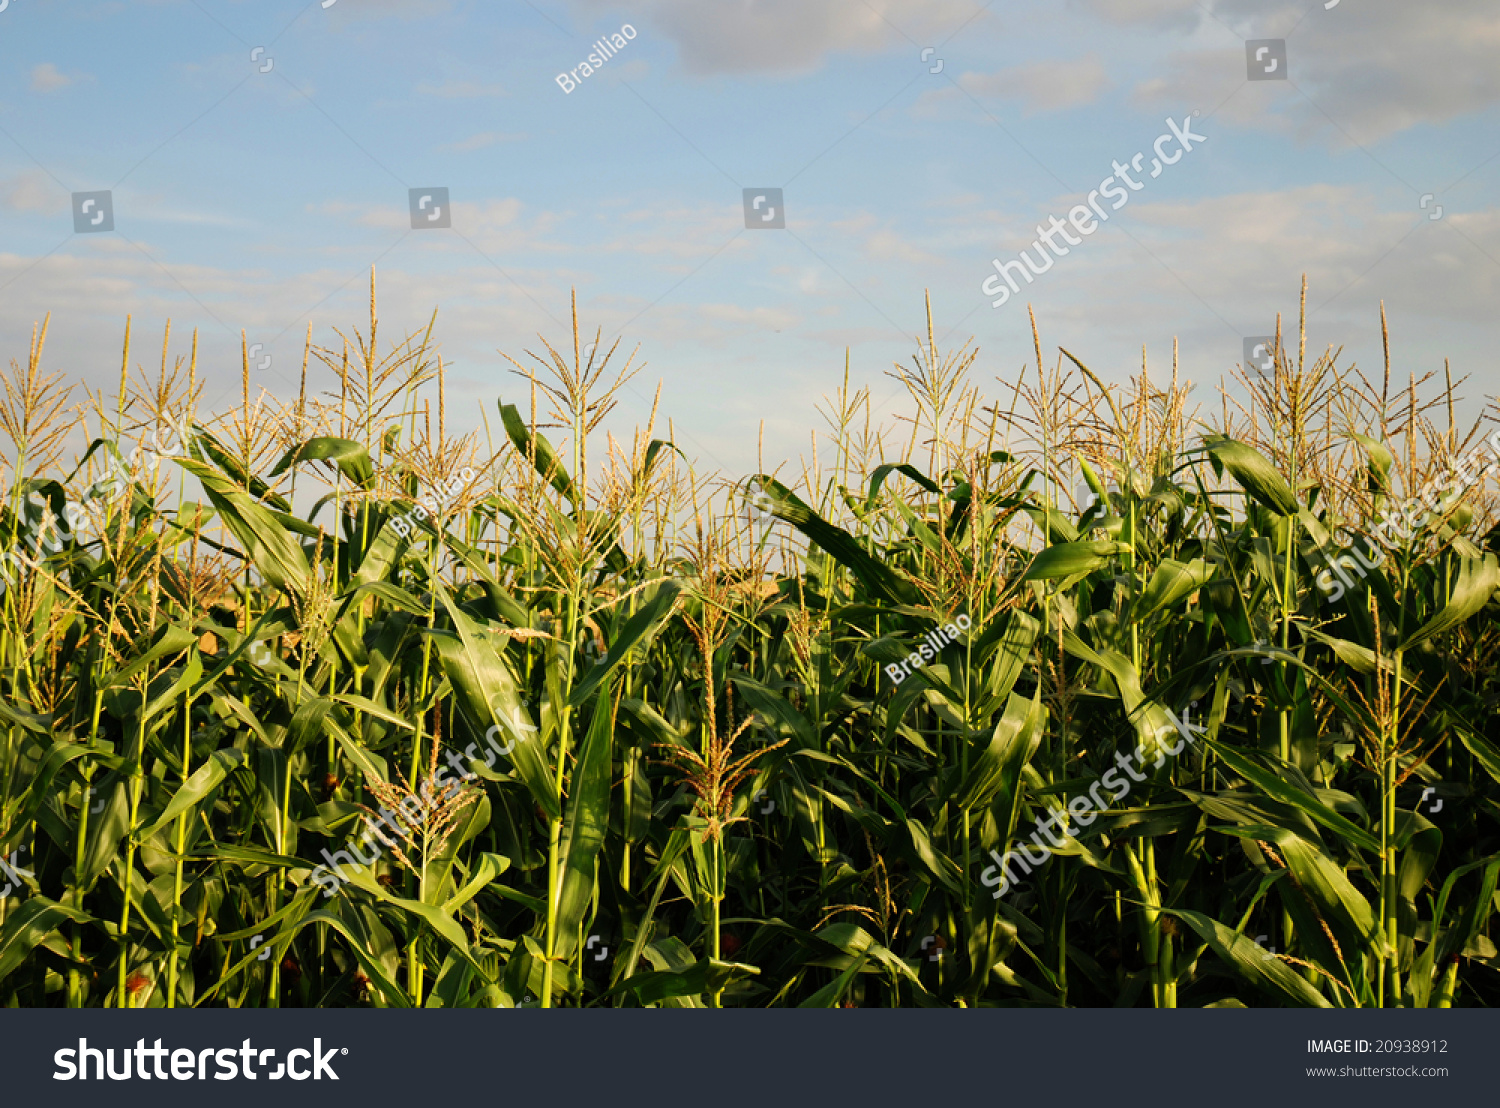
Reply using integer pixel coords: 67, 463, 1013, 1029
1, 0, 1496, 477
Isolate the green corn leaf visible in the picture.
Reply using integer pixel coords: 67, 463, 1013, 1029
441, 852, 511, 915
178, 456, 311, 596
138, 748, 245, 842
640, 439, 686, 485
864, 462, 940, 509
0, 898, 94, 983
1457, 724, 1500, 786
188, 426, 291, 512
1023, 540, 1129, 581
500, 400, 577, 502
554, 678, 617, 961
982, 610, 1041, 707
1217, 825, 1375, 954
1205, 741, 1381, 853
568, 580, 680, 707
1204, 437, 1300, 516
954, 690, 1045, 812
1019, 503, 1082, 546
428, 581, 558, 820
266, 436, 375, 488
1397, 553, 1500, 651
1351, 433, 1394, 493
1134, 557, 1215, 622
797, 954, 869, 1007
1162, 907, 1332, 1007
754, 475, 912, 605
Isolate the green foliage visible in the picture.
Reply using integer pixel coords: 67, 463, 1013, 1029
1, 290, 1498, 1009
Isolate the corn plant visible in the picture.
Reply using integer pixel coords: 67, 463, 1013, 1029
0, 275, 1497, 1008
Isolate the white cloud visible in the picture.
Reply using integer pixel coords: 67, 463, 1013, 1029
1, 171, 68, 214
827, 211, 948, 267
568, 0, 978, 75
438, 131, 527, 153
415, 80, 506, 99
1072, 0, 1200, 31
697, 302, 802, 332
584, 201, 752, 264
1133, 48, 1287, 133
956, 55, 1111, 114
606, 58, 651, 83
330, 0, 453, 21
30, 63, 84, 93
352, 195, 522, 230
979, 183, 1500, 350
2, 172, 1494, 480
1111, 0, 1500, 144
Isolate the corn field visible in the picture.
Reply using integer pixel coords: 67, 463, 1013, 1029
1, 275, 1497, 1009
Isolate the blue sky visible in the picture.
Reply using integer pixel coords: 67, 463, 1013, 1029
1, 0, 1497, 477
